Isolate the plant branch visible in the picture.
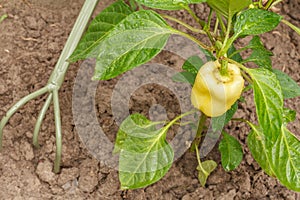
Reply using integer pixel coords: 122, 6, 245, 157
282, 19, 300, 36
172, 29, 213, 51
183, 5, 205, 28
161, 14, 206, 34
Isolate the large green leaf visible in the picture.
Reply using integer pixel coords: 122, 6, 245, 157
247, 124, 275, 176
243, 36, 273, 69
219, 132, 243, 171
135, 0, 207, 10
272, 69, 300, 99
246, 68, 283, 141
116, 114, 174, 189
234, 9, 282, 37
247, 123, 300, 191
70, 1, 133, 62
271, 126, 300, 191
94, 10, 172, 80
283, 108, 296, 124
207, 0, 251, 18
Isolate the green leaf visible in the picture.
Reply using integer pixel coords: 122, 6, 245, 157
70, 1, 133, 62
172, 71, 196, 85
211, 101, 238, 132
182, 55, 204, 74
135, 0, 207, 10
283, 108, 296, 124
272, 69, 300, 99
219, 132, 243, 171
243, 36, 273, 69
246, 68, 283, 141
247, 123, 275, 176
94, 10, 173, 80
248, 123, 300, 191
234, 9, 282, 37
207, 0, 251, 18
114, 113, 157, 153
117, 114, 174, 189
197, 160, 217, 186
198, 46, 216, 61
227, 45, 243, 63
271, 126, 300, 191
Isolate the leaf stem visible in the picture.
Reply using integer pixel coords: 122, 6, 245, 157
216, 13, 226, 38
282, 19, 300, 36
195, 142, 208, 176
161, 14, 206, 34
172, 29, 213, 51
183, 5, 205, 28
191, 112, 207, 151
204, 8, 215, 45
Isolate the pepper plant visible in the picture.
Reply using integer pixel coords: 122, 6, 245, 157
1, 0, 300, 192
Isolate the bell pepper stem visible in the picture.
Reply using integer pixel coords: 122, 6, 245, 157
220, 59, 229, 76
0, 0, 99, 173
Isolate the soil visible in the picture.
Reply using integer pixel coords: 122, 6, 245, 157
0, 0, 300, 199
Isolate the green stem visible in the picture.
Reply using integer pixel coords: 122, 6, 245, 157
33, 93, 53, 148
218, 16, 233, 58
195, 142, 208, 176
204, 9, 215, 45
0, 86, 49, 150
220, 59, 229, 76
216, 13, 226, 37
161, 14, 206, 34
191, 113, 207, 150
264, 0, 274, 9
183, 5, 205, 28
214, 18, 219, 35
282, 19, 300, 35
172, 29, 212, 51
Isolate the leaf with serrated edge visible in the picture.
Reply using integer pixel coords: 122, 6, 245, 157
219, 132, 243, 171
272, 69, 300, 99
207, 0, 251, 18
93, 10, 173, 80
70, 1, 133, 62
234, 9, 282, 37
117, 114, 174, 189
197, 160, 217, 186
246, 68, 283, 141
135, 0, 207, 10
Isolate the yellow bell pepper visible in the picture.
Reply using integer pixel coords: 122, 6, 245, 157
191, 61, 244, 117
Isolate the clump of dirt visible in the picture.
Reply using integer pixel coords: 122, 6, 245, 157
0, 0, 299, 199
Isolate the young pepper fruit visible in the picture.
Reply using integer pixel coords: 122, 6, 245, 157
191, 61, 244, 117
